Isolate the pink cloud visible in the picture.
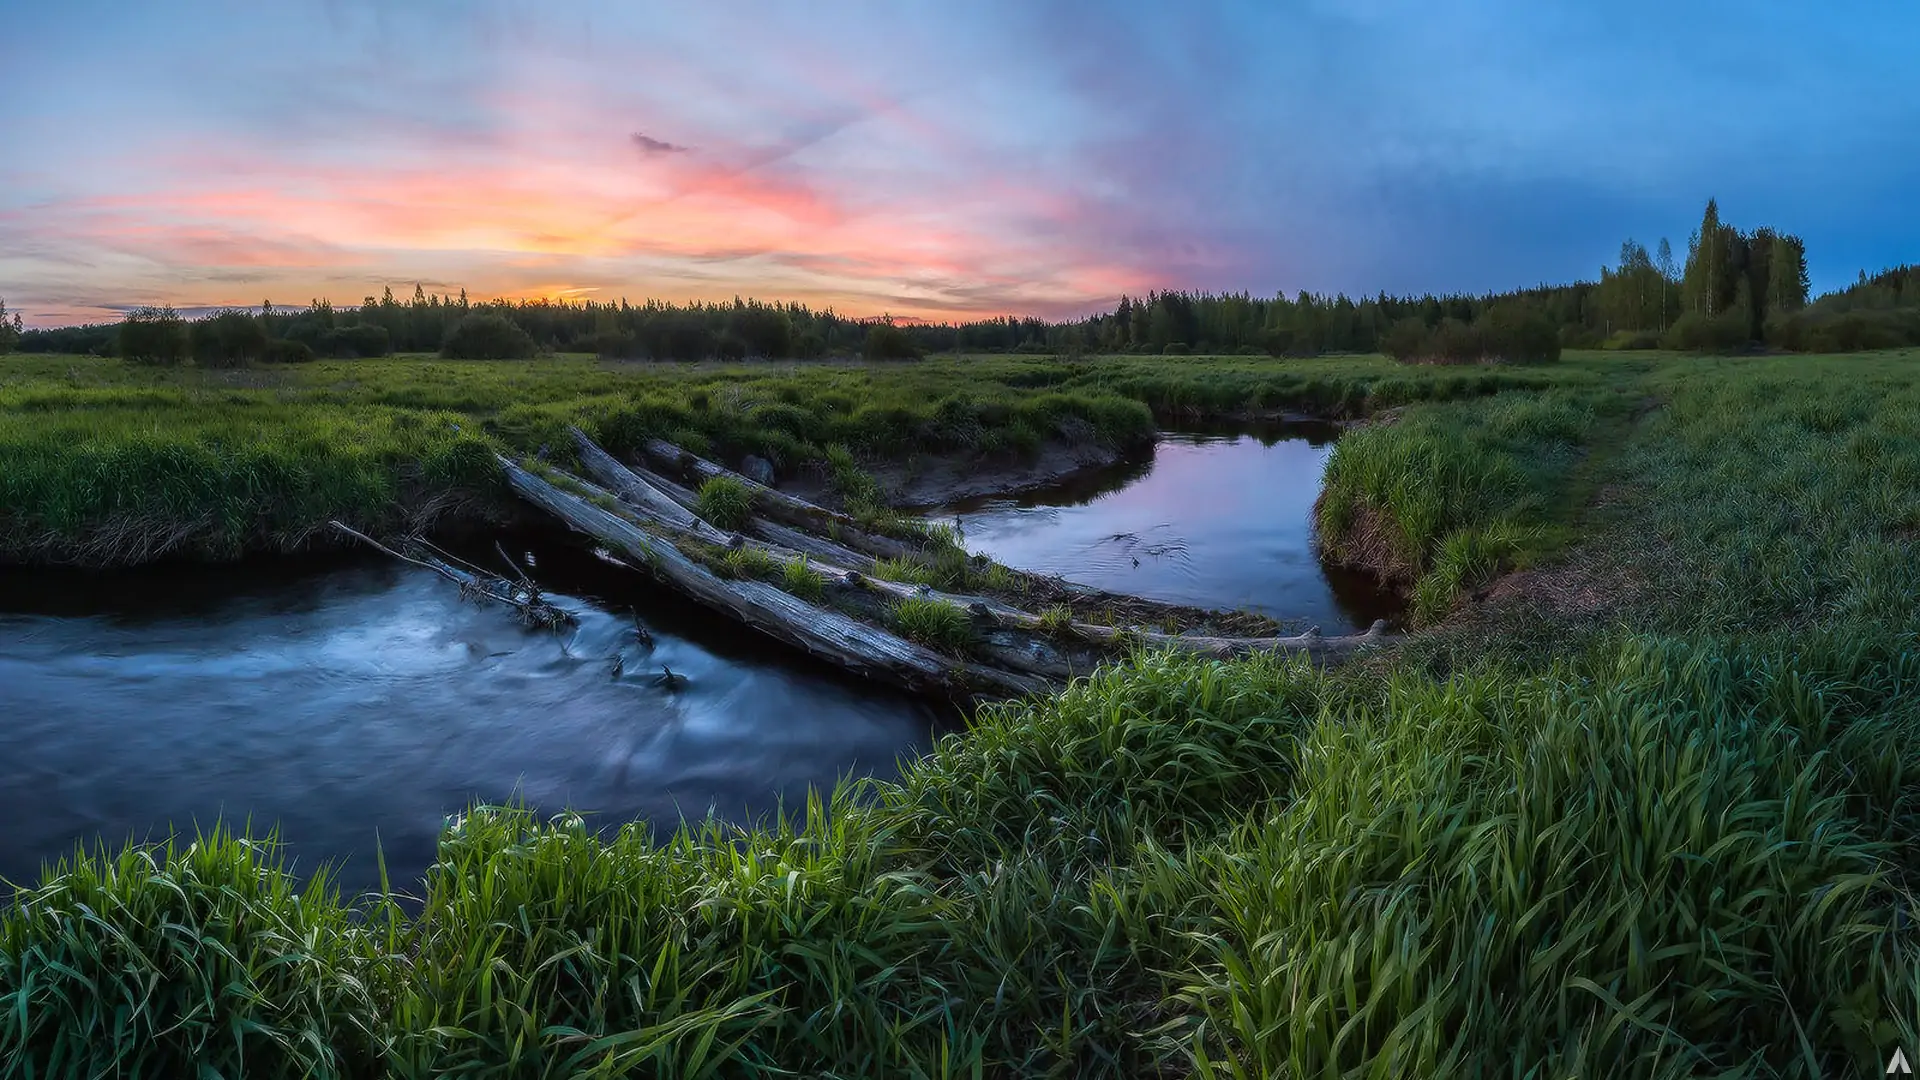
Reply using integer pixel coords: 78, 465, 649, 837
5, 96, 1165, 324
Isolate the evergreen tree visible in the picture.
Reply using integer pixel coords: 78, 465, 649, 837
0, 298, 20, 354
1768, 234, 1810, 313
1682, 199, 1725, 316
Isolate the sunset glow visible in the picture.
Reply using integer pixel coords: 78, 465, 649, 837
4, 1, 1917, 327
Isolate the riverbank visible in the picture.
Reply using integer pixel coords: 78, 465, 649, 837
4, 348, 1919, 1074
0, 350, 1532, 568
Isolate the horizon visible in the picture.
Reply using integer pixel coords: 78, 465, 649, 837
5, 1, 1918, 330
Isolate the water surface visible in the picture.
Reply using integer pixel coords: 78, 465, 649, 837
940, 421, 1402, 631
0, 533, 944, 895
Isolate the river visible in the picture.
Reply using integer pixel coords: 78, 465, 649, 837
0, 423, 1397, 894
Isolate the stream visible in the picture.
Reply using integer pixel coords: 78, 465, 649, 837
0, 423, 1400, 894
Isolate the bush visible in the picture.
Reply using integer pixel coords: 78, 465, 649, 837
1160, 342, 1190, 356
441, 313, 537, 359
1662, 309, 1751, 353
863, 324, 922, 361
188, 310, 269, 368
333, 323, 392, 358
714, 333, 747, 362
1775, 309, 1920, 353
263, 338, 317, 364
1479, 304, 1561, 363
118, 306, 190, 365
582, 331, 641, 360
1378, 317, 1430, 362
1602, 329, 1664, 350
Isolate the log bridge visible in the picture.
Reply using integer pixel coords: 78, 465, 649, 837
493, 428, 1393, 701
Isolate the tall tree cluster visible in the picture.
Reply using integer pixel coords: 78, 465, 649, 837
0, 298, 21, 354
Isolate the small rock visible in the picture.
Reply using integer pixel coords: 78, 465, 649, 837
740, 455, 776, 486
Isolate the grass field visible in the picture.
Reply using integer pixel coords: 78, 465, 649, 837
3, 347, 1919, 1075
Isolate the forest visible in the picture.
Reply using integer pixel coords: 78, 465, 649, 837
7, 198, 1919, 365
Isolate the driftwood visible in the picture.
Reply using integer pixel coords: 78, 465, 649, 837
498, 457, 1050, 700
571, 430, 879, 571
570, 434, 1395, 665
330, 521, 576, 629
635, 438, 924, 562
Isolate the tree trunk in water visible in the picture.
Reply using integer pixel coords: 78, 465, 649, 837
498, 456, 1049, 700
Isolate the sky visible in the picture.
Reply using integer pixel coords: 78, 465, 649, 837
3, 0, 1917, 328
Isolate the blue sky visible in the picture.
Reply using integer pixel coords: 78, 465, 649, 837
2, 0, 1915, 325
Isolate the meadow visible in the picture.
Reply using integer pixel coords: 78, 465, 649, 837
3, 346, 1919, 1076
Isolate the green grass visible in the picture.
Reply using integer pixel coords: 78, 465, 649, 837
781, 556, 827, 600
719, 544, 782, 581
1037, 603, 1077, 638
0, 349, 1572, 565
9, 347, 1920, 1074
695, 475, 755, 531
888, 595, 974, 651
4, 639, 1915, 1076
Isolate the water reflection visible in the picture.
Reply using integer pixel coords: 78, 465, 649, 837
938, 422, 1402, 632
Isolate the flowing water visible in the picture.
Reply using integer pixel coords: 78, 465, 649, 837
0, 422, 1397, 894
938, 421, 1403, 632
0, 532, 946, 895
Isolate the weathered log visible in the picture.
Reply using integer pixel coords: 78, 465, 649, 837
572, 438, 881, 572
568, 433, 1396, 664
570, 429, 704, 531
636, 438, 924, 562
498, 457, 1049, 700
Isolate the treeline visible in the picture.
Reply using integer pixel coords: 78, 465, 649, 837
11, 197, 1920, 363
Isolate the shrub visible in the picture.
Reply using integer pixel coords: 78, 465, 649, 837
118, 306, 190, 365
1478, 304, 1561, 363
695, 476, 755, 530
888, 596, 972, 650
1378, 317, 1430, 362
333, 323, 392, 358
1662, 309, 1751, 353
1161, 342, 1190, 356
581, 331, 641, 359
189, 310, 269, 367
714, 333, 748, 362
441, 313, 537, 359
863, 324, 922, 361
1602, 329, 1664, 350
263, 338, 317, 363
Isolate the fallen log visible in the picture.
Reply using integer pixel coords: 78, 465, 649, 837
499, 456, 1050, 700
570, 431, 880, 572
636, 438, 924, 562
570, 430, 704, 531
568, 433, 1395, 664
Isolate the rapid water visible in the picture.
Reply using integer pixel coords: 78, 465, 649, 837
0, 533, 946, 896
